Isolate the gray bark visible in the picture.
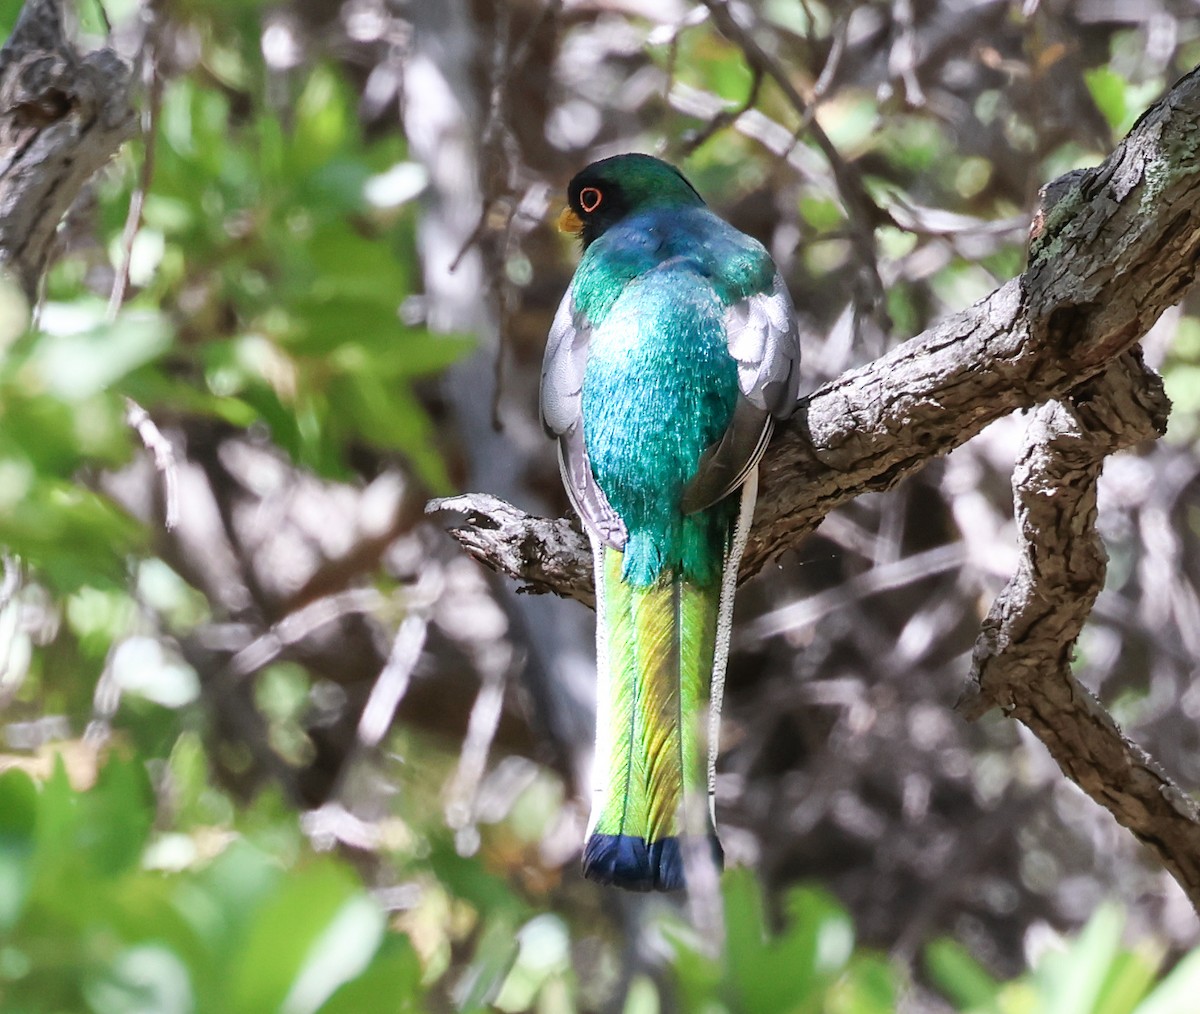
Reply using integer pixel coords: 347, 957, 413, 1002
0, 0, 133, 303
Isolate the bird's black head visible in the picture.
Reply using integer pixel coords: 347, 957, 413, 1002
559, 153, 705, 248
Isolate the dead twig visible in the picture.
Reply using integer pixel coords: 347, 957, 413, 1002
124, 397, 179, 531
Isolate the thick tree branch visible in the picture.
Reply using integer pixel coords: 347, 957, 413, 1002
0, 0, 134, 302
955, 352, 1200, 907
960, 351, 1170, 721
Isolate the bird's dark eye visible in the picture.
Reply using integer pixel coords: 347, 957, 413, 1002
579, 187, 603, 213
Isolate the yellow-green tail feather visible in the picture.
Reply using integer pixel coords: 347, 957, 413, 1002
583, 547, 722, 890
582, 470, 759, 891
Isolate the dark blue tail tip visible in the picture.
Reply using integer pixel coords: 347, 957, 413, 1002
582, 833, 724, 892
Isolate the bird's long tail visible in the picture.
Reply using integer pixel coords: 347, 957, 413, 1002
582, 472, 757, 891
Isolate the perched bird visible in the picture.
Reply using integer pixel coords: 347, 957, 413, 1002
541, 153, 802, 891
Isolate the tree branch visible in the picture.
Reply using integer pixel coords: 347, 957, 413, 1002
978, 364, 1200, 895
955, 351, 1200, 907
0, 0, 134, 302
426, 493, 594, 607
960, 351, 1171, 722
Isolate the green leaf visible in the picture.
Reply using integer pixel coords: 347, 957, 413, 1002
318, 934, 424, 1014
229, 859, 376, 1014
781, 885, 855, 979
925, 938, 1001, 1011
1085, 67, 1127, 135
0, 769, 38, 931
1095, 946, 1163, 1014
0, 389, 130, 475
0, 481, 143, 591
455, 917, 522, 1013
32, 756, 81, 881
190, 840, 282, 957
281, 893, 386, 1014
290, 68, 354, 175
78, 754, 155, 877
724, 870, 847, 1012
661, 920, 724, 1011
165, 733, 233, 830
83, 944, 196, 1014
285, 297, 405, 356
827, 954, 899, 1014
325, 371, 452, 490
27, 311, 173, 402
1133, 948, 1200, 1014
1038, 905, 1124, 1014
428, 839, 523, 918
304, 223, 408, 299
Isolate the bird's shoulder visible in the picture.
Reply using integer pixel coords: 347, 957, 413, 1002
569, 206, 776, 325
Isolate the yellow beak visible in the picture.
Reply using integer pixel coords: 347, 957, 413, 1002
557, 207, 583, 234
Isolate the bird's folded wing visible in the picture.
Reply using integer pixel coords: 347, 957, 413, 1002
726, 271, 803, 418
681, 272, 803, 514
540, 285, 629, 548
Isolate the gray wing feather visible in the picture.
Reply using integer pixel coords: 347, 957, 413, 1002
680, 401, 772, 515
540, 286, 628, 549
682, 272, 802, 514
540, 288, 588, 437
726, 271, 803, 417
558, 429, 627, 549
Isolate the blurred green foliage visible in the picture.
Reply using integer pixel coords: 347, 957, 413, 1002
3, 743, 895, 1012
4, 751, 1200, 1012
927, 905, 1200, 1014
0, 757, 423, 1013
4, 50, 468, 590
121, 59, 469, 486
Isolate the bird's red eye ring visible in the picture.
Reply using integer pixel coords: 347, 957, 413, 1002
579, 187, 603, 213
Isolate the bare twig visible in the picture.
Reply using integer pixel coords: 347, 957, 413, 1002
124, 396, 180, 530
446, 0, 560, 276
955, 352, 1200, 907
223, 587, 385, 681
0, 557, 26, 710
201, 587, 390, 805
681, 64, 762, 154
810, 13, 848, 104
356, 612, 427, 749
107, 8, 162, 320
427, 493, 593, 605
887, 0, 926, 107
743, 542, 966, 643
444, 645, 512, 844
0, 556, 20, 613
84, 635, 122, 746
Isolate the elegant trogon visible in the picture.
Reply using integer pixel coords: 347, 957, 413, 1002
541, 153, 802, 891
